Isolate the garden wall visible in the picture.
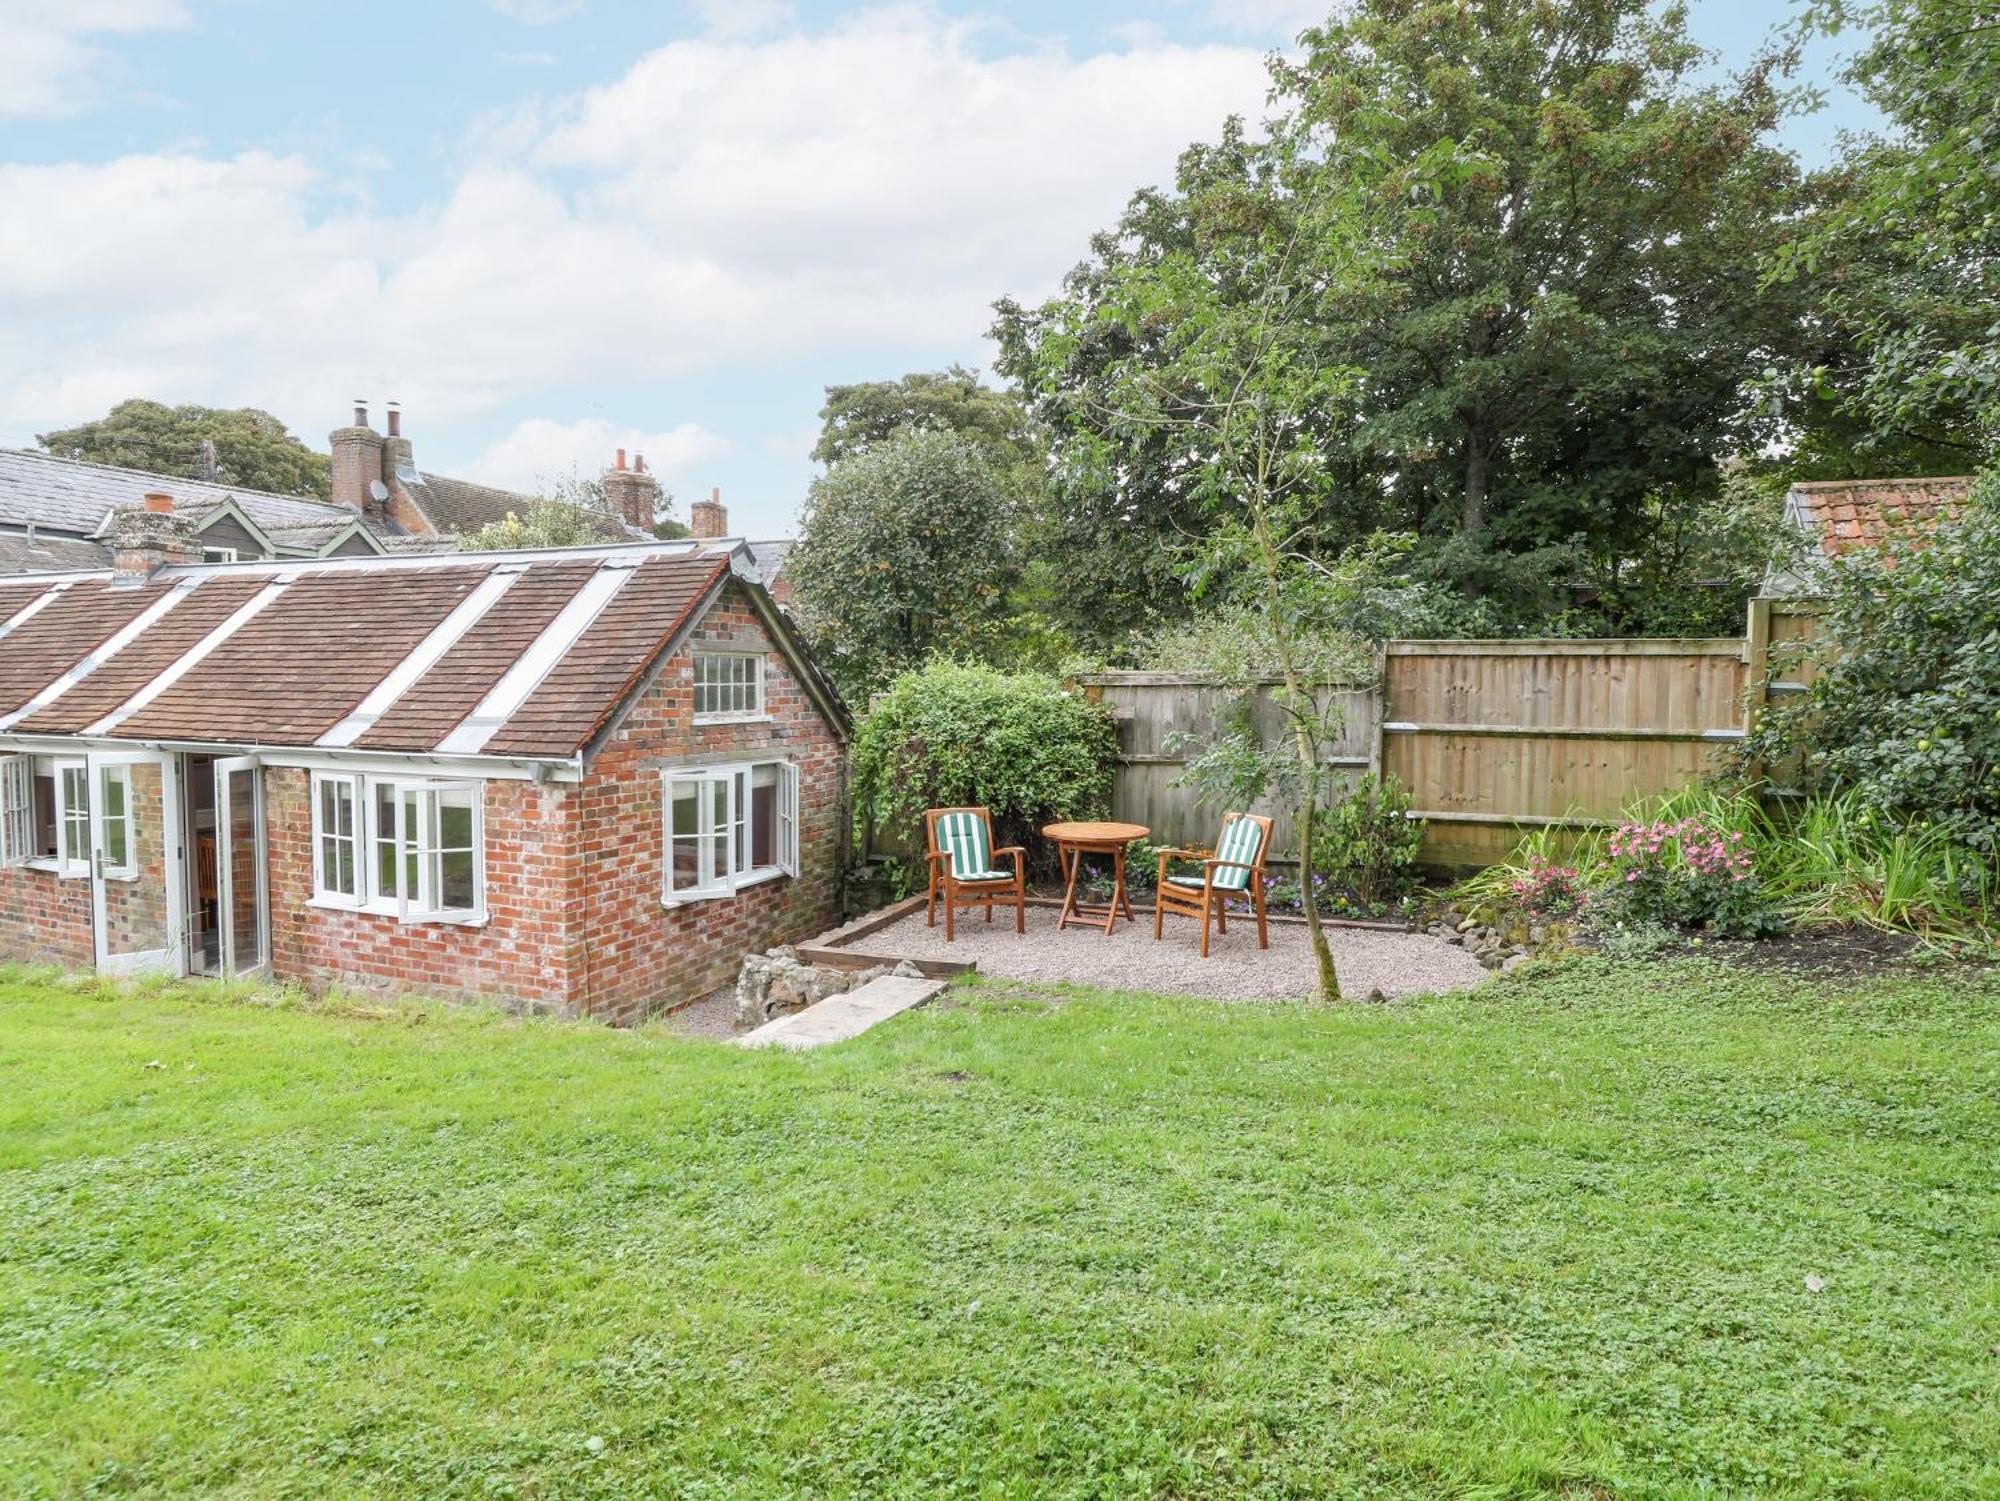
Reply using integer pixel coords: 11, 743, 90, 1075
1076, 599, 1827, 868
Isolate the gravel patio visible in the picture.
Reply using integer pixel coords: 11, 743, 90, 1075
854, 902, 1489, 1001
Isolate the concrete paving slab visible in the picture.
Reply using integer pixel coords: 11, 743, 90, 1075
737, 974, 948, 1049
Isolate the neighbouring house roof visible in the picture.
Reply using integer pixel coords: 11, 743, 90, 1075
1787, 475, 1973, 558
744, 538, 796, 591
1766, 474, 1975, 595
0, 530, 117, 575
0, 541, 846, 763
0, 447, 382, 537
391, 465, 644, 543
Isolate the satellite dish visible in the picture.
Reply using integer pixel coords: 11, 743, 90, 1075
368, 480, 390, 502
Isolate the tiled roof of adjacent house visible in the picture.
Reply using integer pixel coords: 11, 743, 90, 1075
0, 447, 382, 538
0, 541, 837, 761
394, 467, 643, 542
1787, 476, 1974, 558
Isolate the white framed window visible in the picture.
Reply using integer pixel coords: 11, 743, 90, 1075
311, 772, 361, 903
96, 764, 134, 879
692, 652, 765, 722
201, 546, 239, 564
56, 760, 88, 876
663, 759, 798, 903
0, 755, 30, 868
309, 770, 484, 924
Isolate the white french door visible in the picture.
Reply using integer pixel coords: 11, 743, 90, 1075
88, 749, 182, 977
214, 756, 268, 977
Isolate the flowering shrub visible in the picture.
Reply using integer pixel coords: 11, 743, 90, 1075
1593, 816, 1784, 938
1510, 854, 1586, 917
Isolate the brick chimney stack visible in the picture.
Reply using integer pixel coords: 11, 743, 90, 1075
600, 446, 662, 533
381, 401, 413, 500
690, 486, 727, 539
328, 399, 384, 513
111, 493, 199, 582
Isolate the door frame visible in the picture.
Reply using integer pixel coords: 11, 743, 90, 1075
214, 755, 269, 978
87, 748, 183, 977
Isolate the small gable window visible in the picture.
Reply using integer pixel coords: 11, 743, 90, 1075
692, 652, 765, 722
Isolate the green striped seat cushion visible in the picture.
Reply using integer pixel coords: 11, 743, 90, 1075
935, 811, 1008, 881
1209, 817, 1264, 890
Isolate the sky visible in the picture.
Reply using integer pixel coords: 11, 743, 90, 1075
0, 0, 1879, 539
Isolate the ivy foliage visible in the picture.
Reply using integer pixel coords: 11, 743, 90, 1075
1741, 471, 2000, 854
851, 662, 1121, 871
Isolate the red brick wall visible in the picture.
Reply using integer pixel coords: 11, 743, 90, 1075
99, 762, 172, 958
571, 583, 844, 1024
265, 768, 582, 1013
0, 863, 92, 968
260, 580, 842, 1023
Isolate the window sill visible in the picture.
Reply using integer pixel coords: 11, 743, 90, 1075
306, 894, 490, 928
661, 865, 790, 906
24, 858, 87, 879
692, 713, 772, 728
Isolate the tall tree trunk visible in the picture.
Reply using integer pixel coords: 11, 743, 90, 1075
1462, 431, 1488, 536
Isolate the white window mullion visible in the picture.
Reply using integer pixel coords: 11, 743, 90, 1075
0, 755, 30, 867
779, 761, 799, 877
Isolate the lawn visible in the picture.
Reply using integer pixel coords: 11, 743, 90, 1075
1, 962, 1996, 1499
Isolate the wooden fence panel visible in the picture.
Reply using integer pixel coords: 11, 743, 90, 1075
1075, 673, 1376, 859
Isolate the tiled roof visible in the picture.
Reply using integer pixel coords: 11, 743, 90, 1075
396, 468, 643, 542
0, 543, 779, 760
1788, 476, 1974, 558
0, 447, 386, 539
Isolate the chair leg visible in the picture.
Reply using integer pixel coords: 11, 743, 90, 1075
985, 891, 994, 922
1200, 895, 1212, 959
927, 869, 937, 927
1217, 897, 1227, 935
1015, 879, 1025, 933
1154, 895, 1164, 940
1255, 885, 1269, 949
945, 882, 955, 942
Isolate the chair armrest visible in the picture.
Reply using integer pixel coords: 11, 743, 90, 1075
991, 845, 1026, 858
1154, 847, 1200, 861
1204, 858, 1258, 876
923, 850, 949, 866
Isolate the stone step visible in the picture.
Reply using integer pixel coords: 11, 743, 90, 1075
736, 975, 948, 1050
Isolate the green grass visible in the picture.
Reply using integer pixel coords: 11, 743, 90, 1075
2, 964, 1997, 1499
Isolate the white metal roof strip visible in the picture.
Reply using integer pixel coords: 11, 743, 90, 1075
317, 565, 525, 748
0, 581, 71, 640
83, 576, 292, 736
0, 578, 199, 732
434, 558, 641, 756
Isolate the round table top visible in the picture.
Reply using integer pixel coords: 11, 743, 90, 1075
1042, 820, 1150, 845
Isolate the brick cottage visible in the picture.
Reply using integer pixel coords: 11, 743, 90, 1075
0, 529, 847, 1023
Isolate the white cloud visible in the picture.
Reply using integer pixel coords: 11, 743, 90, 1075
1205, 0, 1327, 40
0, 8, 1273, 451
460, 417, 733, 494
487, 0, 586, 24
689, 0, 795, 40
0, 0, 189, 119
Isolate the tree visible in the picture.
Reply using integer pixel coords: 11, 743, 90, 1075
787, 428, 1023, 697
812, 367, 1037, 472
1765, 0, 2000, 469
999, 0, 1805, 626
1037, 171, 1392, 1000
37, 399, 330, 498
458, 498, 620, 552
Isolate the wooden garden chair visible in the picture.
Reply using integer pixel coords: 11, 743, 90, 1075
924, 806, 1026, 942
1152, 812, 1273, 958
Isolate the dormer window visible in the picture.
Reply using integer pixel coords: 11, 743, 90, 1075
692, 652, 765, 722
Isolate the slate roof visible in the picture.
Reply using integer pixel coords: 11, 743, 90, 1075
1787, 476, 1974, 559
0, 447, 381, 538
0, 530, 114, 575
0, 541, 841, 761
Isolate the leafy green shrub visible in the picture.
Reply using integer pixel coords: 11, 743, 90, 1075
851, 662, 1121, 875
1587, 813, 1788, 939
1740, 474, 2000, 856
1310, 774, 1426, 910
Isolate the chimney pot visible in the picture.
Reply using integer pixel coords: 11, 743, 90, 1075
354, 400, 368, 427
142, 490, 174, 514
634, 452, 646, 474
615, 447, 627, 471
386, 401, 401, 438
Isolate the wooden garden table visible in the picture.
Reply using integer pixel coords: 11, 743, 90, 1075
1042, 820, 1151, 935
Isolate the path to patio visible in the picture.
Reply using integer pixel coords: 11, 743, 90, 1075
857, 903, 1489, 1001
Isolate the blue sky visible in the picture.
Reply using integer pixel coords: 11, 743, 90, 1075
0, 1, 1875, 538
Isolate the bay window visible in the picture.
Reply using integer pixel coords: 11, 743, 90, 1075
663, 759, 798, 902
310, 771, 484, 923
